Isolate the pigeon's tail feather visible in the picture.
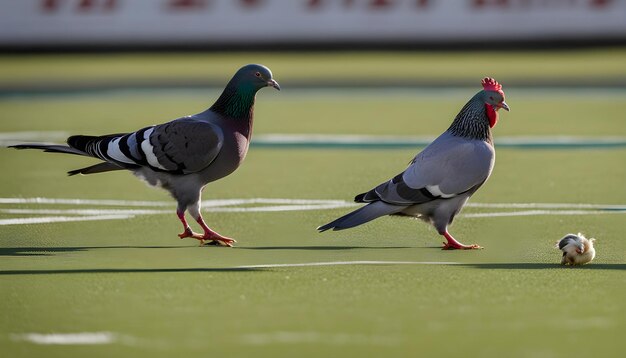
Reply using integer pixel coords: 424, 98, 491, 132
67, 135, 99, 152
9, 143, 87, 156
354, 189, 379, 203
67, 134, 122, 153
318, 201, 405, 232
68, 162, 124, 176
354, 192, 367, 203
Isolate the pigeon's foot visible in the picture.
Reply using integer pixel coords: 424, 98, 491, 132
178, 227, 195, 239
193, 215, 237, 247
441, 231, 483, 250
442, 242, 483, 250
177, 228, 235, 247
200, 233, 236, 248
177, 227, 207, 244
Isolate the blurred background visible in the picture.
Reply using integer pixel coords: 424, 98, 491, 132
1, 0, 625, 148
1, 0, 625, 91
2, 0, 626, 50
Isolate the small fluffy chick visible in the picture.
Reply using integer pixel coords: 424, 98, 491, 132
557, 233, 596, 266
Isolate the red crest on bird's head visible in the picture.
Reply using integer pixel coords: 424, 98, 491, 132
481, 77, 504, 95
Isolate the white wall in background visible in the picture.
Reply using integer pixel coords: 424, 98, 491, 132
1, 0, 625, 46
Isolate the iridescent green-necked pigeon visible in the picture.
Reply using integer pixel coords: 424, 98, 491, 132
11, 64, 280, 247
318, 78, 509, 250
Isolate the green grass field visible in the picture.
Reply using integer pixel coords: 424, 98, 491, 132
1, 51, 625, 358
2, 48, 626, 89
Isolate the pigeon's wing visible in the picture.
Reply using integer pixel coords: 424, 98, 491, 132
147, 119, 224, 173
558, 235, 577, 250
359, 133, 495, 205
356, 172, 439, 205
67, 118, 224, 174
557, 234, 584, 250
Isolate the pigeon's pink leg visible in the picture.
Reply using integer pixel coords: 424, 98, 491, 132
176, 209, 197, 240
441, 231, 482, 250
176, 210, 236, 247
195, 215, 236, 247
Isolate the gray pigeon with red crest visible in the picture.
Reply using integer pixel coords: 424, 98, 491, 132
11, 64, 280, 246
318, 77, 509, 250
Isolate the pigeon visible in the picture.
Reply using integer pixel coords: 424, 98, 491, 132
10, 64, 280, 247
557, 233, 596, 265
318, 78, 509, 250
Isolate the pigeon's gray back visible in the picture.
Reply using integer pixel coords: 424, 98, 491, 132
404, 131, 495, 195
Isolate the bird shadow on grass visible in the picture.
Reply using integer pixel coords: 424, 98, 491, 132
458, 263, 626, 271
0, 245, 416, 256
0, 245, 193, 257
0, 267, 259, 276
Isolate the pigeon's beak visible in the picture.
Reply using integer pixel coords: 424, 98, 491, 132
268, 79, 280, 91
497, 101, 510, 112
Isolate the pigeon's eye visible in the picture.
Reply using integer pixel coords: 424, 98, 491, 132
489, 96, 494, 100
255, 72, 261, 77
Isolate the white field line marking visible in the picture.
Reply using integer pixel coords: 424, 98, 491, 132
0, 197, 623, 226
461, 210, 625, 218
204, 198, 351, 206
0, 197, 352, 208
0, 215, 134, 226
11, 332, 116, 345
0, 204, 353, 216
0, 208, 170, 215
0, 197, 173, 207
0, 131, 69, 147
205, 203, 357, 212
2, 208, 619, 226
3, 197, 625, 210
0, 198, 356, 226
466, 202, 626, 209
459, 210, 626, 218
238, 261, 460, 269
